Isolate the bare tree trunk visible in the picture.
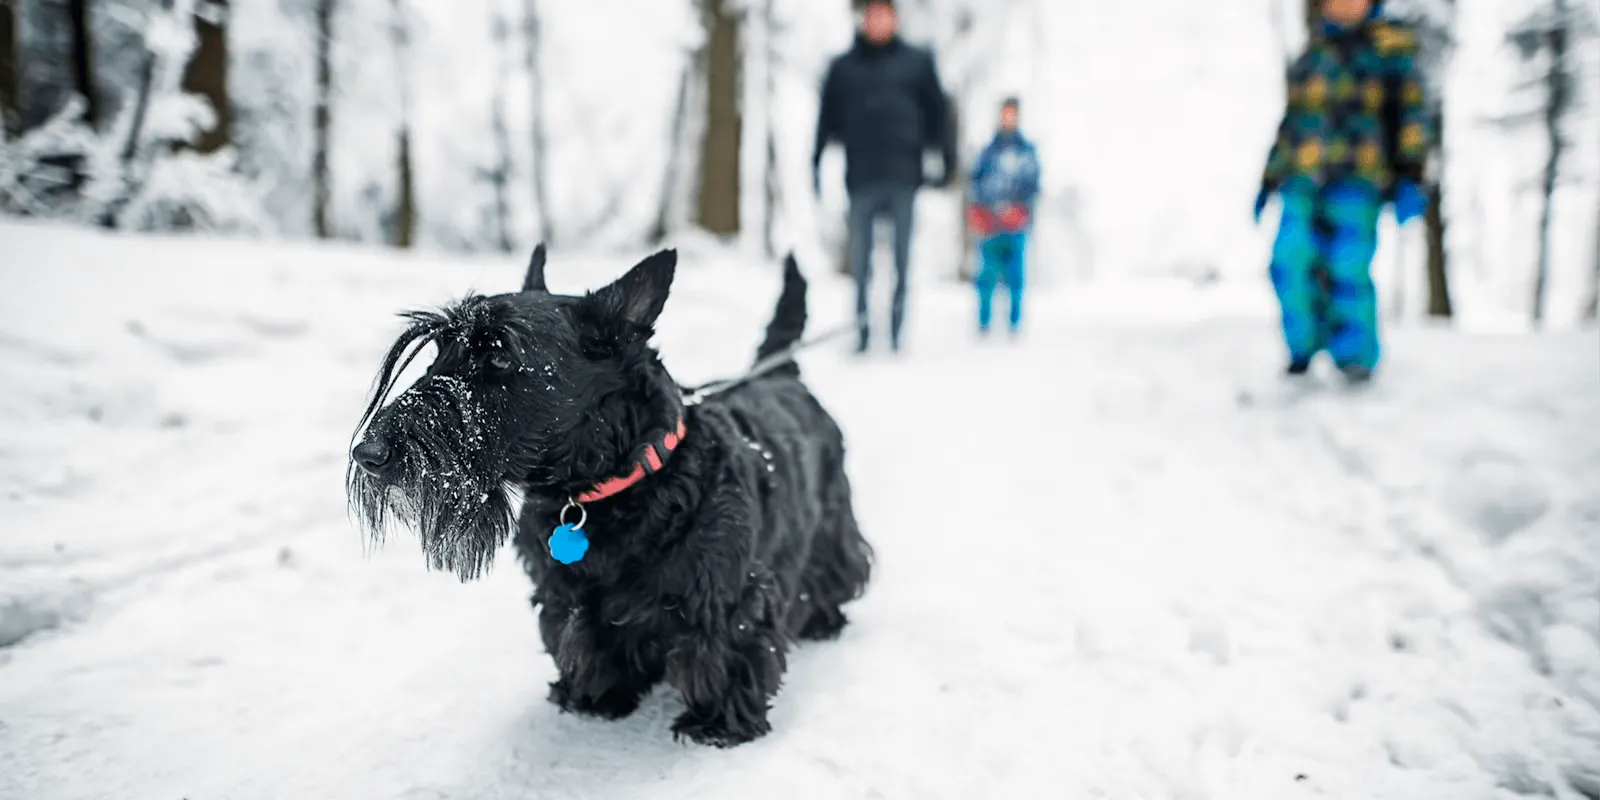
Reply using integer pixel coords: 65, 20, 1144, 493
520, 0, 553, 245
104, 4, 167, 228
695, 0, 741, 236
1, 0, 18, 138
763, 129, 779, 256
179, 0, 229, 153
488, 11, 513, 252
759, 0, 779, 258
1424, 179, 1453, 316
833, 0, 854, 277
953, 101, 978, 282
1424, 49, 1451, 317
67, 0, 97, 128
395, 129, 415, 248
649, 51, 695, 245
312, 0, 335, 238
119, 41, 159, 165
1398, 0, 1456, 317
391, 0, 416, 249
1588, 200, 1600, 320
1586, 264, 1599, 320
1531, 18, 1568, 328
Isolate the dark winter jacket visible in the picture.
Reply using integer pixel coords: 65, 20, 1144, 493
1261, 12, 1433, 198
813, 35, 956, 194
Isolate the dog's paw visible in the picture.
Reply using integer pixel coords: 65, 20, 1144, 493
547, 679, 646, 721
547, 678, 581, 713
796, 607, 849, 641
671, 710, 770, 748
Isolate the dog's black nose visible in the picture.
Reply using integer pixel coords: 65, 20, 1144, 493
353, 438, 393, 476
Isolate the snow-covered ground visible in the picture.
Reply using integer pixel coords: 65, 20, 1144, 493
2, 219, 1598, 799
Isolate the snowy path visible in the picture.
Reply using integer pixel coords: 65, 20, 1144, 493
2, 223, 1598, 800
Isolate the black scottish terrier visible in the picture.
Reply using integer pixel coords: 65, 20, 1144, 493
347, 246, 873, 747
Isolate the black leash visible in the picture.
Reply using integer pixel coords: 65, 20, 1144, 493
681, 323, 857, 407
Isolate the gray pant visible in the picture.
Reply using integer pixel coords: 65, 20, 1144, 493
847, 185, 917, 349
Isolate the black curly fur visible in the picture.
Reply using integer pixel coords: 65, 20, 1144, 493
348, 248, 873, 747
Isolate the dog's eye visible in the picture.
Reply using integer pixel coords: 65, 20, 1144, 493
487, 352, 513, 371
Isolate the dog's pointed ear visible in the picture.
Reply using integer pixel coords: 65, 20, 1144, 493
521, 243, 548, 292
584, 249, 676, 333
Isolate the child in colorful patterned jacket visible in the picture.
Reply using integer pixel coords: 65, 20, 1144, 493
1256, 0, 1434, 383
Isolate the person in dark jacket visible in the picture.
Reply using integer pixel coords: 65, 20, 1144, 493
1256, 0, 1432, 384
813, 0, 956, 354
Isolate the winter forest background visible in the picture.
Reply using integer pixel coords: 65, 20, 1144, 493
1, 0, 1598, 331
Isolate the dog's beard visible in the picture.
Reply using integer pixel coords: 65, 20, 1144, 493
347, 372, 523, 582
348, 464, 519, 582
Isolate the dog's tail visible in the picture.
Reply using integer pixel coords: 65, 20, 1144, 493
754, 252, 808, 375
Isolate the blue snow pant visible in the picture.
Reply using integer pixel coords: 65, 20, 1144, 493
976, 231, 1027, 332
1269, 178, 1383, 371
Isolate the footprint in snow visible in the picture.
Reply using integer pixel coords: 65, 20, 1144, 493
125, 319, 253, 365
236, 314, 310, 340
1440, 449, 1551, 545
0, 331, 90, 366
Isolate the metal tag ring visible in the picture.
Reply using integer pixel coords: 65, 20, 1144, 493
560, 500, 587, 530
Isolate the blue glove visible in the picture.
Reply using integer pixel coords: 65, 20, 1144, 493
1253, 187, 1271, 224
1393, 180, 1427, 226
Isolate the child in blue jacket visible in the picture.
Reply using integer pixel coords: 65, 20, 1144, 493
967, 97, 1041, 337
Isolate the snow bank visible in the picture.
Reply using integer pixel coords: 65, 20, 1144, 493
1, 220, 1597, 799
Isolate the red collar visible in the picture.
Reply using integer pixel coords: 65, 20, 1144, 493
575, 417, 688, 504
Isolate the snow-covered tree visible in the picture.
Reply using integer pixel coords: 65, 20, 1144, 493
485, 5, 513, 252
649, 2, 704, 246
2, 0, 265, 232
1500, 0, 1597, 326
518, 0, 552, 245
755, 0, 780, 257
0, 0, 1592, 318
13, 0, 97, 132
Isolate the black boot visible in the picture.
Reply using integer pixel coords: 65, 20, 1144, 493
1340, 363, 1373, 384
1286, 357, 1312, 376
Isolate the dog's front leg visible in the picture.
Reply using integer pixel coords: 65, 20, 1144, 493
539, 602, 663, 720
665, 564, 789, 748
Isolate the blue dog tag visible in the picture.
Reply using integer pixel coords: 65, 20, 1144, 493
550, 523, 589, 565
